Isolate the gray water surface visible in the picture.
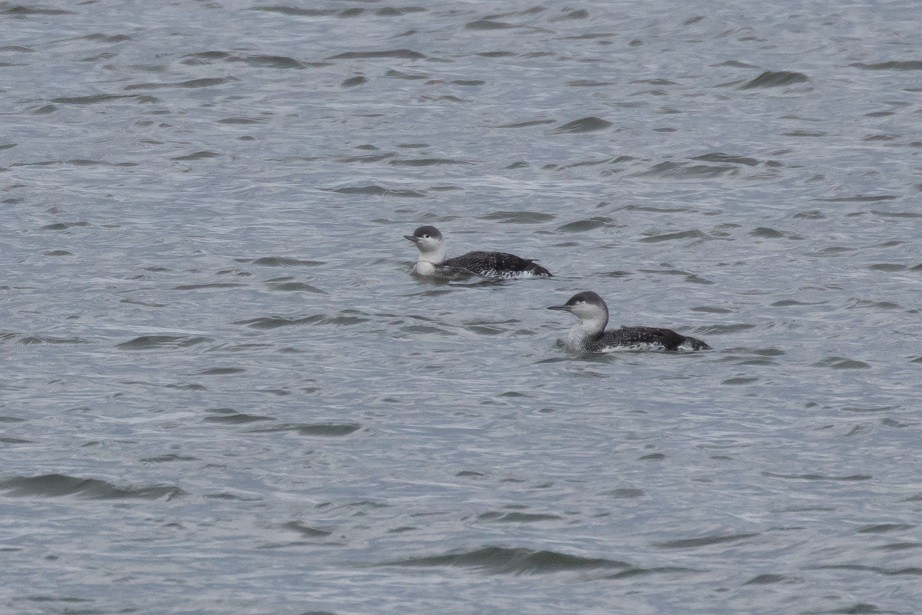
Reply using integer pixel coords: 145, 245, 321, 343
2, 1, 920, 614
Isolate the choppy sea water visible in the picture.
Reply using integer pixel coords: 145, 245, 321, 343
2, 1, 920, 613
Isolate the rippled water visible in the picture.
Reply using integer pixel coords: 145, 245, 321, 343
2, 1, 920, 613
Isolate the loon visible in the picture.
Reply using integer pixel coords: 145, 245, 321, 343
405, 225, 552, 279
548, 291, 710, 353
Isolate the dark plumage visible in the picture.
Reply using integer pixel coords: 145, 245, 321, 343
405, 225, 551, 279
548, 290, 710, 353
588, 326, 710, 352
442, 251, 551, 279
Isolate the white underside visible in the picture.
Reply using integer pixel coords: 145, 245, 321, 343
596, 342, 663, 353
412, 261, 437, 276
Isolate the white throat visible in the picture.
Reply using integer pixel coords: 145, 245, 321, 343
565, 319, 598, 351
421, 243, 447, 264
565, 309, 607, 351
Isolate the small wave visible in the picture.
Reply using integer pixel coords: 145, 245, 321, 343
740, 70, 809, 89
750, 227, 788, 238
84, 33, 131, 43
640, 229, 710, 243
327, 49, 425, 60
602, 565, 700, 580
235, 316, 322, 329
116, 335, 212, 349
197, 367, 245, 375
170, 282, 243, 290
182, 50, 231, 62
141, 454, 199, 463
235, 313, 368, 329
857, 524, 915, 534
124, 77, 237, 90
654, 532, 759, 549
691, 152, 760, 167
553, 117, 612, 133
814, 566, 922, 579
19, 336, 89, 345
552, 8, 589, 20
477, 512, 562, 522
696, 323, 756, 335
341, 76, 366, 87
1, 436, 32, 444
217, 117, 262, 124
841, 405, 901, 413
41, 221, 89, 231
170, 151, 221, 161
382, 546, 629, 574
281, 521, 333, 538
722, 376, 760, 385
745, 573, 788, 585
602, 488, 645, 498
250, 257, 325, 267
203, 409, 273, 424
249, 422, 361, 436
399, 324, 452, 335
0, 474, 184, 500
239, 54, 305, 69
560, 157, 615, 169
805, 246, 854, 257
814, 194, 897, 203
762, 471, 872, 481
266, 281, 326, 293
462, 320, 516, 335
1, 5, 73, 14
385, 69, 428, 80
388, 158, 469, 166
377, 7, 426, 16
771, 299, 826, 307
811, 356, 871, 369
868, 263, 908, 272
495, 119, 556, 128
851, 61, 922, 71
465, 19, 516, 30
782, 130, 826, 137
249, 6, 338, 17
50, 94, 135, 105
567, 79, 615, 87
557, 217, 613, 232
480, 211, 555, 224
338, 152, 396, 163
638, 161, 738, 178
327, 185, 425, 198
691, 305, 733, 314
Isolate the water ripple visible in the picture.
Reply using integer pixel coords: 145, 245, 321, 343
249, 423, 362, 437
382, 546, 630, 574
740, 70, 809, 89
851, 61, 922, 71
116, 335, 212, 350
327, 49, 425, 60
0, 474, 185, 500
654, 533, 759, 549
327, 185, 425, 198
553, 117, 612, 133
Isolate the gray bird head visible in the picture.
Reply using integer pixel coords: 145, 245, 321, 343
404, 225, 446, 258
548, 291, 609, 323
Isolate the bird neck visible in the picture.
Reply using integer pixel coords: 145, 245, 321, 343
418, 243, 447, 265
